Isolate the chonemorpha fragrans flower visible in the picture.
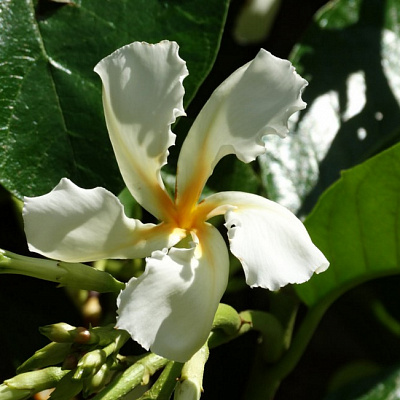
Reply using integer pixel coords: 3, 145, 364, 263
23, 41, 329, 362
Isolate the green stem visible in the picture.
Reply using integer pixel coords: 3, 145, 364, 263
17, 342, 72, 373
101, 330, 131, 358
208, 306, 284, 363
240, 310, 285, 363
0, 249, 124, 292
138, 361, 183, 400
92, 354, 168, 400
371, 299, 400, 337
246, 298, 331, 400
174, 342, 209, 400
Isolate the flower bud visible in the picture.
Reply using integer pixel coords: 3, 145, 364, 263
17, 342, 71, 373
233, 0, 282, 44
73, 349, 106, 379
83, 357, 114, 396
58, 261, 125, 293
4, 367, 69, 394
39, 323, 76, 343
0, 383, 30, 400
48, 371, 83, 400
74, 327, 92, 344
212, 303, 242, 336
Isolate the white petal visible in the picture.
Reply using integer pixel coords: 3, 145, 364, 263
176, 49, 307, 208
199, 191, 329, 291
94, 41, 188, 221
23, 178, 185, 263
116, 224, 229, 362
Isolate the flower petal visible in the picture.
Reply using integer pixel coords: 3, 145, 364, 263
116, 224, 229, 362
199, 191, 329, 291
94, 41, 188, 221
23, 178, 185, 263
176, 49, 307, 209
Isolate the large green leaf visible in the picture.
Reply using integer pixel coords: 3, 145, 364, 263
259, 0, 400, 214
0, 0, 229, 198
325, 364, 400, 400
295, 142, 400, 307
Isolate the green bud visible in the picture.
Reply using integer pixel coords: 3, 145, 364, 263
91, 361, 145, 400
4, 367, 69, 393
74, 349, 106, 379
88, 324, 119, 346
174, 344, 209, 400
39, 323, 76, 343
83, 357, 115, 396
39, 323, 93, 345
208, 303, 245, 349
91, 353, 168, 400
59, 261, 125, 293
0, 384, 30, 400
212, 303, 242, 336
48, 371, 83, 400
89, 324, 130, 349
17, 342, 71, 373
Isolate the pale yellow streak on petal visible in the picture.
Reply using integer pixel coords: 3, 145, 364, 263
102, 89, 177, 223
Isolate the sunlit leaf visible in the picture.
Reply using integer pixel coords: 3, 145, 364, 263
260, 0, 400, 214
295, 142, 400, 307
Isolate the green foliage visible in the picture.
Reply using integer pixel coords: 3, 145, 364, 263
325, 364, 400, 400
0, 0, 229, 198
260, 0, 400, 213
296, 142, 400, 306
295, 1, 400, 306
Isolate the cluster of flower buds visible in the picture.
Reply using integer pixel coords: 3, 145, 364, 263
1, 323, 130, 400
1, 303, 284, 400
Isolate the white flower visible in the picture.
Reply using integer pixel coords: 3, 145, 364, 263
23, 41, 329, 362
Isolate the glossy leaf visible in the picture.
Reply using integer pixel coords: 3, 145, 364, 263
295, 142, 400, 307
325, 364, 400, 400
259, 0, 400, 213
0, 0, 229, 198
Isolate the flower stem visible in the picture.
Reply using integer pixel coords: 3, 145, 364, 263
0, 248, 124, 292
91, 353, 168, 400
208, 305, 285, 364
245, 298, 332, 399
174, 342, 209, 400
137, 361, 183, 400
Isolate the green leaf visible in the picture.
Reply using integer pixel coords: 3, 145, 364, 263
295, 142, 400, 307
259, 0, 400, 213
324, 364, 400, 400
207, 155, 261, 196
0, 0, 229, 198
